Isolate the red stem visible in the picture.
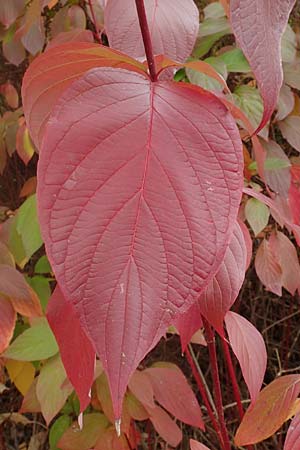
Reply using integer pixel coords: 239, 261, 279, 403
221, 337, 244, 420
222, 336, 255, 450
134, 0, 158, 81
202, 317, 231, 450
185, 347, 223, 445
88, 0, 102, 44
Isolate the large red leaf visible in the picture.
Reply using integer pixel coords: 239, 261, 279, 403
38, 67, 243, 418
175, 220, 246, 342
47, 286, 95, 411
235, 375, 300, 446
22, 43, 147, 147
225, 311, 267, 403
104, 0, 199, 63
144, 366, 204, 428
230, 0, 296, 132
0, 297, 16, 353
284, 413, 300, 450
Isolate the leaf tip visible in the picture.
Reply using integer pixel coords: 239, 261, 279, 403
115, 418, 121, 437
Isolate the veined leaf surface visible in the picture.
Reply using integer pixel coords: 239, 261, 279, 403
38, 67, 243, 418
230, 0, 296, 132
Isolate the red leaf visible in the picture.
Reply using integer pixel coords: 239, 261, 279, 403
47, 286, 95, 411
284, 413, 300, 450
22, 43, 147, 147
37, 67, 243, 418
269, 231, 300, 295
0, 297, 16, 353
289, 166, 300, 225
190, 439, 211, 450
225, 311, 267, 403
146, 405, 182, 447
145, 366, 204, 428
104, 0, 199, 62
255, 238, 282, 296
0, 264, 42, 317
176, 221, 246, 343
173, 301, 203, 351
235, 375, 300, 446
230, 0, 296, 132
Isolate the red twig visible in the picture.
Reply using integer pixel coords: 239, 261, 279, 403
134, 0, 158, 81
202, 317, 231, 450
222, 336, 255, 450
87, 0, 102, 44
185, 346, 223, 444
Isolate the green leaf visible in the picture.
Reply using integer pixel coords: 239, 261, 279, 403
186, 57, 227, 92
9, 195, 43, 266
4, 318, 58, 361
35, 255, 52, 274
26, 276, 51, 312
49, 415, 72, 450
37, 355, 73, 424
249, 158, 291, 171
218, 49, 251, 73
245, 199, 270, 236
233, 85, 264, 131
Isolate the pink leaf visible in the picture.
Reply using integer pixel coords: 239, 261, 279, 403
47, 286, 95, 411
284, 413, 300, 450
145, 366, 204, 428
238, 220, 252, 270
0, 0, 24, 28
104, 0, 199, 62
146, 405, 182, 447
225, 311, 267, 403
0, 297, 16, 353
47, 30, 94, 50
269, 231, 300, 295
198, 221, 246, 335
255, 238, 282, 296
230, 0, 296, 132
37, 67, 243, 418
289, 166, 300, 225
190, 439, 211, 450
175, 221, 246, 343
128, 370, 155, 409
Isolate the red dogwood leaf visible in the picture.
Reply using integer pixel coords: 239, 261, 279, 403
38, 67, 242, 418
145, 366, 204, 428
225, 311, 267, 403
22, 43, 147, 147
190, 439, 211, 450
175, 221, 246, 342
269, 231, 300, 295
47, 286, 95, 411
146, 405, 182, 447
104, 0, 199, 62
230, 0, 296, 132
0, 297, 16, 353
284, 413, 300, 450
289, 166, 300, 225
235, 375, 300, 445
255, 238, 282, 296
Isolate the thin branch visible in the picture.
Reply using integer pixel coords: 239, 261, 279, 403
186, 345, 223, 444
134, 0, 158, 81
87, 0, 102, 44
202, 317, 231, 450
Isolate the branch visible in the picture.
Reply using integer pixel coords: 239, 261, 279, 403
135, 0, 158, 81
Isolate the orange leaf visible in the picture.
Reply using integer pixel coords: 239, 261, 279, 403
0, 297, 16, 353
235, 375, 300, 446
